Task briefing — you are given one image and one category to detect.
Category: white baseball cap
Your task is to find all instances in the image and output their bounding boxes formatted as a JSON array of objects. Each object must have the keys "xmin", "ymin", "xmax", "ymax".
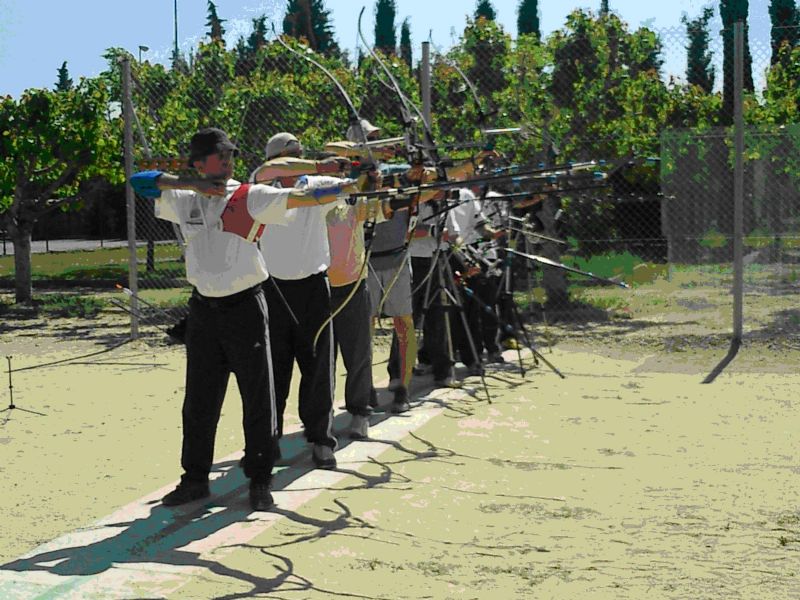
[
  {"xmin": 265, "ymin": 132, "xmax": 302, "ymax": 160},
  {"xmin": 346, "ymin": 119, "xmax": 380, "ymax": 143}
]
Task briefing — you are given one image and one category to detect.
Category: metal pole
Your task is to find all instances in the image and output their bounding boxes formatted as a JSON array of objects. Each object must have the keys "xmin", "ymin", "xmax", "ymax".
[
  {"xmin": 732, "ymin": 20, "xmax": 744, "ymax": 342},
  {"xmin": 121, "ymin": 57, "xmax": 139, "ymax": 338},
  {"xmin": 420, "ymin": 42, "xmax": 431, "ymax": 129},
  {"xmin": 173, "ymin": 0, "xmax": 179, "ymax": 62}
]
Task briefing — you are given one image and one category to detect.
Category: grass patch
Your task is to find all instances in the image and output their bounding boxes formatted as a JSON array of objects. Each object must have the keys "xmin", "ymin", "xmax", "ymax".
[
  {"xmin": 35, "ymin": 293, "xmax": 107, "ymax": 318},
  {"xmin": 571, "ymin": 292, "xmax": 630, "ymax": 313},
  {"xmin": 0, "ymin": 244, "xmax": 184, "ymax": 281},
  {"xmin": 563, "ymin": 251, "xmax": 645, "ymax": 281}
]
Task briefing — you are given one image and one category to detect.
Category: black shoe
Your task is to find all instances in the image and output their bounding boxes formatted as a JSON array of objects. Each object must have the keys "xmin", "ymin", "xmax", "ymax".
[
  {"xmin": 249, "ymin": 480, "xmax": 274, "ymax": 511},
  {"xmin": 312, "ymin": 444, "xmax": 337, "ymax": 469},
  {"xmin": 390, "ymin": 387, "xmax": 410, "ymax": 414},
  {"xmin": 162, "ymin": 479, "xmax": 209, "ymax": 506}
]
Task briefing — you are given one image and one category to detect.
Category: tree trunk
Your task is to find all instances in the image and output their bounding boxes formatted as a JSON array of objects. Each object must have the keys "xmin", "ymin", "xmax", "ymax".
[
  {"xmin": 8, "ymin": 221, "xmax": 34, "ymax": 304},
  {"xmin": 539, "ymin": 195, "xmax": 569, "ymax": 308}
]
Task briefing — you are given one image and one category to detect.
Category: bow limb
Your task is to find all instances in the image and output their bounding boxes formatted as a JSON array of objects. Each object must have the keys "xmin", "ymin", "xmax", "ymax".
[
  {"xmin": 358, "ymin": 8, "xmax": 451, "ymax": 319},
  {"xmin": 273, "ymin": 26, "xmax": 380, "ymax": 348}
]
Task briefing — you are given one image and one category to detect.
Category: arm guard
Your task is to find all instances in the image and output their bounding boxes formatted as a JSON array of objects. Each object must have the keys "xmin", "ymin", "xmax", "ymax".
[{"xmin": 130, "ymin": 170, "xmax": 163, "ymax": 198}]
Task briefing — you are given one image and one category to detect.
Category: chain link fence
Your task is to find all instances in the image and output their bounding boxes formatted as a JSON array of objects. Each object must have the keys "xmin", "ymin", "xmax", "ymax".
[{"xmin": 122, "ymin": 15, "xmax": 800, "ymax": 353}]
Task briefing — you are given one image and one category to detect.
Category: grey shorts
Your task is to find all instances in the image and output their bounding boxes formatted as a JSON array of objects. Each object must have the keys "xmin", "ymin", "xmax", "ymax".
[{"xmin": 368, "ymin": 258, "xmax": 413, "ymax": 317}]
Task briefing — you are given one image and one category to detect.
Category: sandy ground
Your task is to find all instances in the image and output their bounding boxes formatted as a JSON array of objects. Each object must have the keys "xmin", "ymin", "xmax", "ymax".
[{"xmin": 0, "ymin": 311, "xmax": 798, "ymax": 599}]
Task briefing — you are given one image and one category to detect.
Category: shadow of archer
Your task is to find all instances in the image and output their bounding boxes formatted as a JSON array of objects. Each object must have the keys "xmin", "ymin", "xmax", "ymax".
[{"xmin": 0, "ymin": 406, "xmax": 435, "ymax": 593}]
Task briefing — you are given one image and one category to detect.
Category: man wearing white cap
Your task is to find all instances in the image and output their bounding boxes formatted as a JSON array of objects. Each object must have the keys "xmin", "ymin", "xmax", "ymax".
[{"xmin": 251, "ymin": 132, "xmax": 356, "ymax": 470}]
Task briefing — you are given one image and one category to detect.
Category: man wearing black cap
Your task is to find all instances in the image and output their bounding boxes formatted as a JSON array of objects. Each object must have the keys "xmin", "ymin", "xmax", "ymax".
[{"xmin": 130, "ymin": 127, "xmax": 358, "ymax": 510}]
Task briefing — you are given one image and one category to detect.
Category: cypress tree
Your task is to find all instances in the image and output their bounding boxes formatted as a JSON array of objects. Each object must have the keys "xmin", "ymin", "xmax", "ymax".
[
  {"xmin": 55, "ymin": 61, "xmax": 73, "ymax": 91},
  {"xmin": 720, "ymin": 0, "xmax": 754, "ymax": 125},
  {"xmin": 600, "ymin": 0, "xmax": 610, "ymax": 15},
  {"xmin": 769, "ymin": 0, "xmax": 799, "ymax": 64},
  {"xmin": 475, "ymin": 0, "xmax": 497, "ymax": 21},
  {"xmin": 234, "ymin": 37, "xmax": 252, "ymax": 77},
  {"xmin": 248, "ymin": 15, "xmax": 268, "ymax": 54},
  {"xmin": 374, "ymin": 0, "xmax": 397, "ymax": 54},
  {"xmin": 283, "ymin": 0, "xmax": 340, "ymax": 56},
  {"xmin": 517, "ymin": 0, "xmax": 540, "ymax": 38},
  {"xmin": 399, "ymin": 18, "xmax": 412, "ymax": 67},
  {"xmin": 206, "ymin": 0, "xmax": 226, "ymax": 43},
  {"xmin": 682, "ymin": 7, "xmax": 716, "ymax": 93}
]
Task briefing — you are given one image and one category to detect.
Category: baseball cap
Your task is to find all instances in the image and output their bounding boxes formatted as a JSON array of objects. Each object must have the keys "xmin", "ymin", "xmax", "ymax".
[
  {"xmin": 265, "ymin": 132, "xmax": 302, "ymax": 160},
  {"xmin": 188, "ymin": 127, "xmax": 238, "ymax": 166},
  {"xmin": 346, "ymin": 119, "xmax": 380, "ymax": 143}
]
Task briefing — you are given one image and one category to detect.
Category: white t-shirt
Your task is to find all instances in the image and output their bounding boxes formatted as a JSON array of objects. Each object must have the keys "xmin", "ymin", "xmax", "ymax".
[
  {"xmin": 481, "ymin": 190, "xmax": 508, "ymax": 229},
  {"xmin": 409, "ymin": 201, "xmax": 461, "ymax": 258},
  {"xmin": 259, "ymin": 175, "xmax": 344, "ymax": 280},
  {"xmin": 155, "ymin": 179, "xmax": 289, "ymax": 297},
  {"xmin": 448, "ymin": 188, "xmax": 487, "ymax": 246}
]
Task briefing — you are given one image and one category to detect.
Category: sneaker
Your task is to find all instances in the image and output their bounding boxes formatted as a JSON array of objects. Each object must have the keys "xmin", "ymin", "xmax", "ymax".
[
  {"xmin": 348, "ymin": 414, "xmax": 369, "ymax": 440},
  {"xmin": 502, "ymin": 337, "xmax": 520, "ymax": 350},
  {"xmin": 249, "ymin": 480, "xmax": 274, "ymax": 511},
  {"xmin": 467, "ymin": 363, "xmax": 484, "ymax": 376},
  {"xmin": 390, "ymin": 387, "xmax": 410, "ymax": 414},
  {"xmin": 413, "ymin": 363, "xmax": 433, "ymax": 376},
  {"xmin": 487, "ymin": 351, "xmax": 506, "ymax": 364},
  {"xmin": 387, "ymin": 378, "xmax": 402, "ymax": 391},
  {"xmin": 312, "ymin": 444, "xmax": 337, "ymax": 469},
  {"xmin": 161, "ymin": 479, "xmax": 210, "ymax": 506}
]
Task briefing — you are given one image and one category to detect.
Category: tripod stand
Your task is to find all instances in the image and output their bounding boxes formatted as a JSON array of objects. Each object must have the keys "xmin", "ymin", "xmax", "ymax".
[
  {"xmin": 1, "ymin": 356, "xmax": 46, "ymax": 422},
  {"xmin": 417, "ymin": 202, "xmax": 492, "ymax": 403},
  {"xmin": 490, "ymin": 245, "xmax": 539, "ymax": 375},
  {"xmin": 456, "ymin": 270, "xmax": 565, "ymax": 379}
]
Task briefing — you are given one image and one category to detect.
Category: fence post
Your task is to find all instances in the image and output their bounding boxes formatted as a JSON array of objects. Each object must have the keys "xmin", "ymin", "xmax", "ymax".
[
  {"xmin": 121, "ymin": 57, "xmax": 139, "ymax": 338},
  {"xmin": 732, "ymin": 20, "xmax": 744, "ymax": 343},
  {"xmin": 420, "ymin": 42, "xmax": 431, "ymax": 129}
]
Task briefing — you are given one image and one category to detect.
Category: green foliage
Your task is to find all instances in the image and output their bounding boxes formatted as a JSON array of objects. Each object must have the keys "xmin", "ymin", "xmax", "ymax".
[
  {"xmin": 682, "ymin": 8, "xmax": 716, "ymax": 93},
  {"xmin": 463, "ymin": 16, "xmax": 510, "ymax": 100},
  {"xmin": 474, "ymin": 0, "xmax": 497, "ymax": 21},
  {"xmin": 744, "ymin": 227, "xmax": 773, "ymax": 248},
  {"xmin": 546, "ymin": 10, "xmax": 667, "ymax": 159},
  {"xmin": 34, "ymin": 293, "xmax": 106, "ymax": 318},
  {"xmin": 133, "ymin": 36, "xmax": 355, "ymax": 177},
  {"xmin": 374, "ymin": 0, "xmax": 397, "ymax": 55},
  {"xmin": 699, "ymin": 227, "xmax": 729, "ymax": 248},
  {"xmin": 517, "ymin": 0, "xmax": 540, "ymax": 38},
  {"xmin": 567, "ymin": 250, "xmax": 646, "ymax": 279},
  {"xmin": 0, "ymin": 79, "xmax": 122, "ymax": 219},
  {"xmin": 55, "ymin": 61, "xmax": 73, "ymax": 91},
  {"xmin": 206, "ymin": 0, "xmax": 226, "ymax": 43},
  {"xmin": 283, "ymin": 0, "xmax": 340, "ymax": 57},
  {"xmin": 357, "ymin": 50, "xmax": 422, "ymax": 141},
  {"xmin": 399, "ymin": 18, "xmax": 413, "ymax": 68}
]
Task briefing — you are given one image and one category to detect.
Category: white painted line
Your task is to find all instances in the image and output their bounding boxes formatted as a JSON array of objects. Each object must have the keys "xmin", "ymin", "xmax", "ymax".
[{"xmin": 0, "ymin": 383, "xmax": 474, "ymax": 599}]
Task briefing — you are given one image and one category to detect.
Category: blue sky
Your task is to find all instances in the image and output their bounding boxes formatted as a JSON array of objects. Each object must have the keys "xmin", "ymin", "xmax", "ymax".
[{"xmin": 0, "ymin": 0, "xmax": 776, "ymax": 98}]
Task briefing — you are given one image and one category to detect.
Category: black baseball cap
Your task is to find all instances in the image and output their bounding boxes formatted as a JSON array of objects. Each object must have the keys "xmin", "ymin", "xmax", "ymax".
[{"xmin": 188, "ymin": 127, "xmax": 238, "ymax": 166}]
